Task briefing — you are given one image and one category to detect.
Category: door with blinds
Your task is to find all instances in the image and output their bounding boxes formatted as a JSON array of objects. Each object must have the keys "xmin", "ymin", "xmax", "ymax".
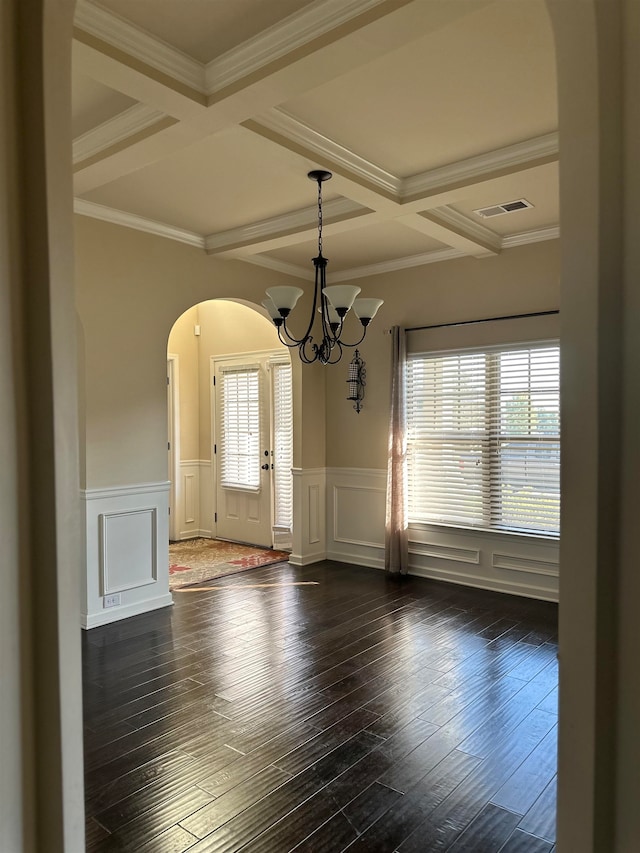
[{"xmin": 213, "ymin": 353, "xmax": 293, "ymax": 548}]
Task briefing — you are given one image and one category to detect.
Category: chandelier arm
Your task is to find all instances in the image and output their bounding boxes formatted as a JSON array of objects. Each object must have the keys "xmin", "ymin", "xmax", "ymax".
[
  {"xmin": 333, "ymin": 324, "xmax": 368, "ymax": 348},
  {"xmin": 325, "ymin": 340, "xmax": 344, "ymax": 364},
  {"xmin": 299, "ymin": 336, "xmax": 320, "ymax": 364},
  {"xmin": 276, "ymin": 324, "xmax": 305, "ymax": 348}
]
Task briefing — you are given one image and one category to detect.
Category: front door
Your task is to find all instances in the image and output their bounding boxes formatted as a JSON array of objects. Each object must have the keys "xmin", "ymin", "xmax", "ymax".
[{"xmin": 213, "ymin": 356, "xmax": 272, "ymax": 547}]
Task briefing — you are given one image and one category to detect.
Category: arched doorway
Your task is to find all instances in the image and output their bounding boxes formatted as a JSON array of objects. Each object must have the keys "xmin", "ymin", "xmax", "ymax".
[{"xmin": 167, "ymin": 299, "xmax": 293, "ymax": 549}]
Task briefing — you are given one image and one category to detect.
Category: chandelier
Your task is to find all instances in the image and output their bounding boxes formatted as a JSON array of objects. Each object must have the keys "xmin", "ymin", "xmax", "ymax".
[{"xmin": 262, "ymin": 170, "xmax": 383, "ymax": 364}]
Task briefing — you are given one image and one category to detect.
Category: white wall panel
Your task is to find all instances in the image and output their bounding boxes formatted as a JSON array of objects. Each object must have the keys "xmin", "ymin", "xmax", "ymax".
[
  {"xmin": 100, "ymin": 507, "xmax": 157, "ymax": 593},
  {"xmin": 326, "ymin": 467, "xmax": 559, "ymax": 600},
  {"xmin": 82, "ymin": 481, "xmax": 172, "ymax": 628}
]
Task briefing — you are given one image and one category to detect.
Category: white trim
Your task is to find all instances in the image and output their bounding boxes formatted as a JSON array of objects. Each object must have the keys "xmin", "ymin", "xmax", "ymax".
[
  {"xmin": 204, "ymin": 0, "xmax": 400, "ymax": 95},
  {"xmin": 492, "ymin": 552, "xmax": 560, "ymax": 577},
  {"xmin": 503, "ymin": 225, "xmax": 560, "ymax": 248},
  {"xmin": 204, "ymin": 197, "xmax": 364, "ymax": 253},
  {"xmin": 73, "ymin": 199, "xmax": 205, "ymax": 249},
  {"xmin": 245, "ymin": 223, "xmax": 561, "ymax": 284},
  {"xmin": 74, "ymin": 0, "xmax": 205, "ymax": 91},
  {"xmin": 81, "ymin": 480, "xmax": 170, "ymax": 500},
  {"xmin": 325, "ymin": 467, "xmax": 558, "ymax": 600},
  {"xmin": 73, "ymin": 103, "xmax": 167, "ymax": 164},
  {"xmin": 99, "ymin": 507, "xmax": 158, "ymax": 594},
  {"xmin": 410, "ymin": 542, "xmax": 481, "ymax": 565},
  {"xmin": 330, "ymin": 248, "xmax": 466, "ymax": 281},
  {"xmin": 238, "ymin": 254, "xmax": 310, "ymax": 280},
  {"xmin": 407, "ymin": 563, "xmax": 558, "ymax": 602},
  {"xmin": 82, "ymin": 594, "xmax": 173, "ymax": 630},
  {"xmin": 422, "ymin": 205, "xmax": 502, "ymax": 252},
  {"xmin": 401, "ymin": 132, "xmax": 559, "ymax": 198},
  {"xmin": 249, "ymin": 108, "xmax": 399, "ymax": 196},
  {"xmin": 167, "ymin": 354, "xmax": 180, "ymax": 541}
]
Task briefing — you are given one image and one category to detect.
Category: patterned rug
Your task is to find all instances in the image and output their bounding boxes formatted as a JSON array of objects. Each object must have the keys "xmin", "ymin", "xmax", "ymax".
[{"xmin": 169, "ymin": 538, "xmax": 290, "ymax": 589}]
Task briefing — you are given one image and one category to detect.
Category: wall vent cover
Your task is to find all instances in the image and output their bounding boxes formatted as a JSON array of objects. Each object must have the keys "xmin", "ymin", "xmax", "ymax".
[{"xmin": 474, "ymin": 198, "xmax": 534, "ymax": 218}]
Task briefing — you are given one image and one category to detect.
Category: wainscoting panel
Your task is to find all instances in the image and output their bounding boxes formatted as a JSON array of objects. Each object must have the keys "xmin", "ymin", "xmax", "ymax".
[
  {"xmin": 290, "ymin": 468, "xmax": 326, "ymax": 566},
  {"xmin": 326, "ymin": 468, "xmax": 386, "ymax": 570},
  {"xmin": 174, "ymin": 460, "xmax": 212, "ymax": 539},
  {"xmin": 82, "ymin": 481, "xmax": 172, "ymax": 628},
  {"xmin": 100, "ymin": 507, "xmax": 157, "ymax": 594},
  {"xmin": 326, "ymin": 467, "xmax": 559, "ymax": 601}
]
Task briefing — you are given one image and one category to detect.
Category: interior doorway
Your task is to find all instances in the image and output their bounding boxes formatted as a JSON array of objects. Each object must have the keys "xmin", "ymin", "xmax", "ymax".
[
  {"xmin": 167, "ymin": 299, "xmax": 292, "ymax": 550},
  {"xmin": 212, "ymin": 351, "xmax": 293, "ymax": 549}
]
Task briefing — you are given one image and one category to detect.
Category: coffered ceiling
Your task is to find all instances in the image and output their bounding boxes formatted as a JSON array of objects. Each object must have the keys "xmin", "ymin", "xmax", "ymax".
[{"xmin": 72, "ymin": 0, "xmax": 559, "ymax": 281}]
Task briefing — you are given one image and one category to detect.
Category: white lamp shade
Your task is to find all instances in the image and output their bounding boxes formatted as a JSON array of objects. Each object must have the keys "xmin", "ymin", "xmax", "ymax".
[
  {"xmin": 261, "ymin": 298, "xmax": 281, "ymax": 321},
  {"xmin": 353, "ymin": 298, "xmax": 384, "ymax": 321},
  {"xmin": 322, "ymin": 285, "xmax": 361, "ymax": 312},
  {"xmin": 319, "ymin": 304, "xmax": 341, "ymax": 324},
  {"xmin": 266, "ymin": 286, "xmax": 304, "ymax": 312}
]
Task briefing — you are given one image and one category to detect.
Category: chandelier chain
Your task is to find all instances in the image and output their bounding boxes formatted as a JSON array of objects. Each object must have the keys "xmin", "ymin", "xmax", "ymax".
[{"xmin": 317, "ymin": 176, "xmax": 323, "ymax": 255}]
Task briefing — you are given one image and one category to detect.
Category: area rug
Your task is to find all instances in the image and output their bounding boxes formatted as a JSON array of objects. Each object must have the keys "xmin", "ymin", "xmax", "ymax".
[{"xmin": 169, "ymin": 538, "xmax": 290, "ymax": 589}]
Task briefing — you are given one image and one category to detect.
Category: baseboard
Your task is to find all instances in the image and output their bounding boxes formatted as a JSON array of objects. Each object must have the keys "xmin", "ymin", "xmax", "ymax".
[
  {"xmin": 289, "ymin": 550, "xmax": 327, "ymax": 567},
  {"xmin": 82, "ymin": 593, "xmax": 174, "ymax": 629},
  {"xmin": 326, "ymin": 548, "xmax": 385, "ymax": 570},
  {"xmin": 407, "ymin": 564, "xmax": 558, "ymax": 602},
  {"xmin": 177, "ymin": 529, "xmax": 211, "ymax": 540}
]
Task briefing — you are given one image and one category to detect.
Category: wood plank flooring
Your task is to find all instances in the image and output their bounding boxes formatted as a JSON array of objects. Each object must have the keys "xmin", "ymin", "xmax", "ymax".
[{"xmin": 83, "ymin": 561, "xmax": 558, "ymax": 852}]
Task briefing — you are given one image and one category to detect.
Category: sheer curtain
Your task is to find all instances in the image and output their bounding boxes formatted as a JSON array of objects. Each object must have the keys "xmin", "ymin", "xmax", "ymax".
[{"xmin": 385, "ymin": 326, "xmax": 409, "ymax": 575}]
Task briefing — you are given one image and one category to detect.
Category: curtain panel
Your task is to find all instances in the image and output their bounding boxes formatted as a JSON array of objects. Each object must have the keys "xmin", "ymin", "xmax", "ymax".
[{"xmin": 385, "ymin": 326, "xmax": 409, "ymax": 574}]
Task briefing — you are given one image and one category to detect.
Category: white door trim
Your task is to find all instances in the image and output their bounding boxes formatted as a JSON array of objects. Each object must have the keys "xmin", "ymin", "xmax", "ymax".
[{"xmin": 167, "ymin": 353, "xmax": 180, "ymax": 541}]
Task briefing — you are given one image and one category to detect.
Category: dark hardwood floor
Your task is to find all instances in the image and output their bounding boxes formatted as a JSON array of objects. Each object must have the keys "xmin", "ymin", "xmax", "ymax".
[{"xmin": 83, "ymin": 561, "xmax": 558, "ymax": 852}]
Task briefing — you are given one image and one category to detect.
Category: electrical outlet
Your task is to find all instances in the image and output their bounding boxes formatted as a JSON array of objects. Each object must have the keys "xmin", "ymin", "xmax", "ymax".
[{"xmin": 103, "ymin": 593, "xmax": 121, "ymax": 608}]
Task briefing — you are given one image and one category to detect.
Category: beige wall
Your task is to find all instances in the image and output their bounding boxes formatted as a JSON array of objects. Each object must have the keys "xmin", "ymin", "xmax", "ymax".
[
  {"xmin": 168, "ymin": 305, "xmax": 199, "ymax": 461},
  {"xmin": 75, "ymin": 215, "xmax": 325, "ymax": 486},
  {"xmin": 325, "ymin": 239, "xmax": 561, "ymax": 469}
]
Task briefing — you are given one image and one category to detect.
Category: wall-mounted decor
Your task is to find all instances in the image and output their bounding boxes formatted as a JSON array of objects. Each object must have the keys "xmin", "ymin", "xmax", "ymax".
[{"xmin": 347, "ymin": 349, "xmax": 366, "ymax": 413}]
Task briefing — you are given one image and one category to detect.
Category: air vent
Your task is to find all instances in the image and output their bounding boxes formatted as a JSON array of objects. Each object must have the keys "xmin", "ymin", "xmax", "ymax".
[{"xmin": 474, "ymin": 198, "xmax": 534, "ymax": 218}]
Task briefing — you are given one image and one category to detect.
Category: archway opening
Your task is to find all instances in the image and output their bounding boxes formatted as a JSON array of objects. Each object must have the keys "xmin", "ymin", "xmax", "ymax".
[{"xmin": 166, "ymin": 298, "xmax": 293, "ymax": 555}]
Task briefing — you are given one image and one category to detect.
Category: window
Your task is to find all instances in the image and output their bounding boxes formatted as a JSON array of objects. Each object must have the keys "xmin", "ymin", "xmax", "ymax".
[
  {"xmin": 219, "ymin": 367, "xmax": 260, "ymax": 490},
  {"xmin": 271, "ymin": 360, "xmax": 293, "ymax": 529},
  {"xmin": 406, "ymin": 343, "xmax": 560, "ymax": 536}
]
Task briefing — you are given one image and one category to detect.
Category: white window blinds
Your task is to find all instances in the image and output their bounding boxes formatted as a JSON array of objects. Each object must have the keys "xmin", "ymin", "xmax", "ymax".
[
  {"xmin": 272, "ymin": 361, "xmax": 293, "ymax": 529},
  {"xmin": 406, "ymin": 343, "xmax": 560, "ymax": 536},
  {"xmin": 219, "ymin": 367, "xmax": 260, "ymax": 490}
]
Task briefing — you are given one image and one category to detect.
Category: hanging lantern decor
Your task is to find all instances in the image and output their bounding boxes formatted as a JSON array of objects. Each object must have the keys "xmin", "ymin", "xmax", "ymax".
[{"xmin": 347, "ymin": 349, "xmax": 366, "ymax": 413}]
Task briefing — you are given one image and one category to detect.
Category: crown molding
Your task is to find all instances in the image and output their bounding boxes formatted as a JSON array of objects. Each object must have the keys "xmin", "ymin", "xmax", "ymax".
[
  {"xmin": 330, "ymin": 247, "xmax": 465, "ymax": 281},
  {"xmin": 74, "ymin": 0, "xmax": 205, "ymax": 91},
  {"xmin": 73, "ymin": 199, "xmax": 205, "ymax": 248},
  {"xmin": 422, "ymin": 205, "xmax": 503, "ymax": 253},
  {"xmin": 204, "ymin": 0, "xmax": 407, "ymax": 96},
  {"xmin": 204, "ymin": 197, "xmax": 368, "ymax": 254},
  {"xmin": 503, "ymin": 225, "xmax": 560, "ymax": 247},
  {"xmin": 75, "ymin": 0, "xmax": 409, "ymax": 101},
  {"xmin": 73, "ymin": 104, "xmax": 168, "ymax": 164},
  {"xmin": 247, "ymin": 109, "xmax": 400, "ymax": 198},
  {"xmin": 401, "ymin": 132, "xmax": 559, "ymax": 199},
  {"xmin": 237, "ymin": 254, "xmax": 310, "ymax": 280}
]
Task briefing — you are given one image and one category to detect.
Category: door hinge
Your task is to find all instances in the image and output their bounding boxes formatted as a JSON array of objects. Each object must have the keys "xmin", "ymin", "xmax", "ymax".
[
  {"xmin": 167, "ymin": 375, "xmax": 170, "ymax": 385},
  {"xmin": 168, "ymin": 506, "xmax": 171, "ymax": 515},
  {"xmin": 214, "ymin": 512, "xmax": 217, "ymax": 523},
  {"xmin": 168, "ymin": 441, "xmax": 171, "ymax": 450},
  {"xmin": 213, "ymin": 376, "xmax": 216, "ymax": 386},
  {"xmin": 214, "ymin": 444, "xmax": 217, "ymax": 454}
]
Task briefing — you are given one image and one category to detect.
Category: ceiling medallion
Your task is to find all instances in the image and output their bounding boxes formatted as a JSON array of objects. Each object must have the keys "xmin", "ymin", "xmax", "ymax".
[{"xmin": 262, "ymin": 170, "xmax": 383, "ymax": 364}]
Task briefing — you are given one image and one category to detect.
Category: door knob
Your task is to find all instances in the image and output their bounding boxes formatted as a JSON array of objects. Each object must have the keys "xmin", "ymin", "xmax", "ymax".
[{"xmin": 261, "ymin": 463, "xmax": 270, "ymax": 470}]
